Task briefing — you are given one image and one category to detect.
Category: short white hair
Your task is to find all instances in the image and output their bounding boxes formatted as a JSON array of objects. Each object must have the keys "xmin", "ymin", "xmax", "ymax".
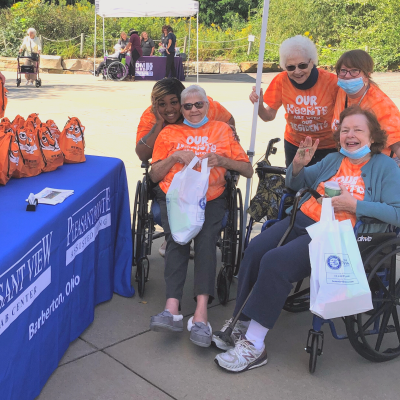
[
  {"xmin": 27, "ymin": 28, "xmax": 36, "ymax": 35},
  {"xmin": 180, "ymin": 85, "xmax": 208, "ymax": 104},
  {"xmin": 279, "ymin": 35, "xmax": 318, "ymax": 70}
]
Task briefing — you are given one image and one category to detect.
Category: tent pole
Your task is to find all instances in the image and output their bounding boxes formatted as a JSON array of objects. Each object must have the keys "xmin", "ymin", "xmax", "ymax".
[
  {"xmin": 94, "ymin": 11, "xmax": 96, "ymax": 74},
  {"xmin": 242, "ymin": 0, "xmax": 270, "ymax": 244},
  {"xmin": 186, "ymin": 17, "xmax": 192, "ymax": 77},
  {"xmin": 102, "ymin": 17, "xmax": 105, "ymax": 56},
  {"xmin": 196, "ymin": 12, "xmax": 199, "ymax": 83}
]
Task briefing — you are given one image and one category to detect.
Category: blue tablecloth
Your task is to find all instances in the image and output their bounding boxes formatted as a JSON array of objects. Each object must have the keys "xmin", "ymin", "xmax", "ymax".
[
  {"xmin": 0, "ymin": 156, "xmax": 134, "ymax": 400},
  {"xmin": 126, "ymin": 55, "xmax": 185, "ymax": 81}
]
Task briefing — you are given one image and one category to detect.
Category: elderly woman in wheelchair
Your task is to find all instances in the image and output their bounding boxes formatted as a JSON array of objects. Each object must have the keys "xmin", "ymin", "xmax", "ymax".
[
  {"xmin": 213, "ymin": 105, "xmax": 400, "ymax": 373},
  {"xmin": 148, "ymin": 85, "xmax": 253, "ymax": 347}
]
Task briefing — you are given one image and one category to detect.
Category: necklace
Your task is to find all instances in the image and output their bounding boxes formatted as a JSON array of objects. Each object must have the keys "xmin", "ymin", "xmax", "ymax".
[{"xmin": 345, "ymin": 85, "xmax": 370, "ymax": 108}]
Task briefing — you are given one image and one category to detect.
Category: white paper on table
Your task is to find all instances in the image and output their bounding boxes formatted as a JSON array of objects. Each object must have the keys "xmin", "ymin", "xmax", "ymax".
[{"xmin": 26, "ymin": 188, "xmax": 74, "ymax": 205}]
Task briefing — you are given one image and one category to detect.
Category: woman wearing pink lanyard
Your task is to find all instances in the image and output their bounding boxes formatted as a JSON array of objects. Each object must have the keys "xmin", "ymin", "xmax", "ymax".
[{"xmin": 332, "ymin": 50, "xmax": 400, "ymax": 164}]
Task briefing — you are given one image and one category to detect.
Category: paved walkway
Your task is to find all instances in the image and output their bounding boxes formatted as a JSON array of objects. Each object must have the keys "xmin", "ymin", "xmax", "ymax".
[{"xmin": 2, "ymin": 71, "xmax": 400, "ymax": 400}]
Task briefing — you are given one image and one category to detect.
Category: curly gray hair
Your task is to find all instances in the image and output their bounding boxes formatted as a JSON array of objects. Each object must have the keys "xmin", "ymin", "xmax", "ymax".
[
  {"xmin": 279, "ymin": 35, "xmax": 318, "ymax": 70},
  {"xmin": 180, "ymin": 85, "xmax": 209, "ymax": 104}
]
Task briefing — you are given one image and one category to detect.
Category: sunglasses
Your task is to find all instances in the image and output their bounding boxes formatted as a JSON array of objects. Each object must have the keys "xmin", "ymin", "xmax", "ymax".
[
  {"xmin": 286, "ymin": 60, "xmax": 311, "ymax": 71},
  {"xmin": 182, "ymin": 101, "xmax": 205, "ymax": 110}
]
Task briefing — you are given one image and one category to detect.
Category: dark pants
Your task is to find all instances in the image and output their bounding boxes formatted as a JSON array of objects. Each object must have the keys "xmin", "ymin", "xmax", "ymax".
[
  {"xmin": 284, "ymin": 139, "xmax": 337, "ymax": 168},
  {"xmin": 233, "ymin": 211, "xmax": 314, "ymax": 329},
  {"xmin": 155, "ymin": 186, "xmax": 226, "ymax": 303},
  {"xmin": 129, "ymin": 49, "xmax": 141, "ymax": 77},
  {"xmin": 165, "ymin": 51, "xmax": 176, "ymax": 78}
]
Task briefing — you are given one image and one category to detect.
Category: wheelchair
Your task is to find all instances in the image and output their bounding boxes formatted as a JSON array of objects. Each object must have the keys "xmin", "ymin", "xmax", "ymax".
[
  {"xmin": 273, "ymin": 187, "xmax": 400, "ymax": 373},
  {"xmin": 132, "ymin": 162, "xmax": 243, "ymax": 302},
  {"xmin": 101, "ymin": 57, "xmax": 128, "ymax": 81}
]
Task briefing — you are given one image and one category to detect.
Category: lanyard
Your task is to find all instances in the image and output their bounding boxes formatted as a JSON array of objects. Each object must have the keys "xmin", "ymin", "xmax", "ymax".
[{"xmin": 344, "ymin": 85, "xmax": 370, "ymax": 108}]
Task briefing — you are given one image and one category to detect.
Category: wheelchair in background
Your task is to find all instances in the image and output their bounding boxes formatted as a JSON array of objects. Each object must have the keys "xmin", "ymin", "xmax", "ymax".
[
  {"xmin": 100, "ymin": 57, "xmax": 128, "ymax": 81},
  {"xmin": 132, "ymin": 162, "xmax": 243, "ymax": 301}
]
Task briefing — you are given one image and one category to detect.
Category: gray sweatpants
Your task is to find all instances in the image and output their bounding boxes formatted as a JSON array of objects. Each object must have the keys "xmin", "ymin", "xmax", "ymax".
[{"xmin": 155, "ymin": 186, "xmax": 227, "ymax": 303}]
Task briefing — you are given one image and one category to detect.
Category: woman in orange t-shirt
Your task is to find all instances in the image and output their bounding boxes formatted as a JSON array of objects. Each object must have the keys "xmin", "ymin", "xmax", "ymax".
[
  {"xmin": 149, "ymin": 85, "xmax": 252, "ymax": 348},
  {"xmin": 249, "ymin": 35, "xmax": 338, "ymax": 167},
  {"xmin": 332, "ymin": 50, "xmax": 400, "ymax": 164},
  {"xmin": 136, "ymin": 78, "xmax": 235, "ymax": 162},
  {"xmin": 214, "ymin": 106, "xmax": 400, "ymax": 373}
]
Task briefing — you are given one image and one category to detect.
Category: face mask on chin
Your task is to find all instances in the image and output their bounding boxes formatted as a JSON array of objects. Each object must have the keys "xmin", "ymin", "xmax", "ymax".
[
  {"xmin": 340, "ymin": 144, "xmax": 371, "ymax": 159},
  {"xmin": 183, "ymin": 115, "xmax": 209, "ymax": 128},
  {"xmin": 337, "ymin": 77, "xmax": 365, "ymax": 95}
]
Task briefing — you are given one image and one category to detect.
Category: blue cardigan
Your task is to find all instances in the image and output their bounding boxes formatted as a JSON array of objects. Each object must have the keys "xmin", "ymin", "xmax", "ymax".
[{"xmin": 286, "ymin": 153, "xmax": 400, "ymax": 227}]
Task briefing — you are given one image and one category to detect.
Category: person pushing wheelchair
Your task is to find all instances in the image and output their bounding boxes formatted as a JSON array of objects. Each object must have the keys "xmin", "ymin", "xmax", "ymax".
[
  {"xmin": 213, "ymin": 105, "xmax": 400, "ymax": 373},
  {"xmin": 149, "ymin": 85, "xmax": 253, "ymax": 347}
]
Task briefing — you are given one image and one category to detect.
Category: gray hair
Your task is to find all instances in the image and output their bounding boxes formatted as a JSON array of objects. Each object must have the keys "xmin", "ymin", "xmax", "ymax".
[
  {"xmin": 27, "ymin": 27, "xmax": 36, "ymax": 36},
  {"xmin": 279, "ymin": 35, "xmax": 318, "ymax": 70},
  {"xmin": 180, "ymin": 85, "xmax": 208, "ymax": 104}
]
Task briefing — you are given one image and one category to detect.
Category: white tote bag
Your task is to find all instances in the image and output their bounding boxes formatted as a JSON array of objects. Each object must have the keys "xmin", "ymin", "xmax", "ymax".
[
  {"xmin": 166, "ymin": 156, "xmax": 210, "ymax": 245},
  {"xmin": 306, "ymin": 198, "xmax": 373, "ymax": 319}
]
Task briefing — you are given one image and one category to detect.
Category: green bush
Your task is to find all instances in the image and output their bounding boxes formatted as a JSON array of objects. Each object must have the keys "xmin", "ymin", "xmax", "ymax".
[{"xmin": 1, "ymin": 0, "xmax": 400, "ymax": 70}]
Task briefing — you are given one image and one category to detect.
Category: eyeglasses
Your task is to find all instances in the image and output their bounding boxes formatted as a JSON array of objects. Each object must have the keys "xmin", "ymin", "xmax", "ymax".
[
  {"xmin": 338, "ymin": 68, "xmax": 361, "ymax": 78},
  {"xmin": 182, "ymin": 102, "xmax": 205, "ymax": 110},
  {"xmin": 285, "ymin": 60, "xmax": 311, "ymax": 71}
]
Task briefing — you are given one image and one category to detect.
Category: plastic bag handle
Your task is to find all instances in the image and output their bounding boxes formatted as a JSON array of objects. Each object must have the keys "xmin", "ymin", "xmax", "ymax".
[
  {"xmin": 201, "ymin": 157, "xmax": 208, "ymax": 174},
  {"xmin": 320, "ymin": 197, "xmax": 335, "ymax": 222},
  {"xmin": 187, "ymin": 156, "xmax": 199, "ymax": 170}
]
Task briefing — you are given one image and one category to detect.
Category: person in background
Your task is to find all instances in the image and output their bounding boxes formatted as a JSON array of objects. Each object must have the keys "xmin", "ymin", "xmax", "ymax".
[
  {"xmin": 18, "ymin": 27, "xmax": 42, "ymax": 86},
  {"xmin": 165, "ymin": 26, "xmax": 177, "ymax": 79},
  {"xmin": 141, "ymin": 32, "xmax": 155, "ymax": 57},
  {"xmin": 93, "ymin": 44, "xmax": 121, "ymax": 76},
  {"xmin": 249, "ymin": 35, "xmax": 338, "ymax": 167},
  {"xmin": 159, "ymin": 25, "xmax": 169, "ymax": 56},
  {"xmin": 124, "ymin": 29, "xmax": 143, "ymax": 82},
  {"xmin": 118, "ymin": 32, "xmax": 130, "ymax": 52},
  {"xmin": 332, "ymin": 50, "xmax": 400, "ymax": 163}
]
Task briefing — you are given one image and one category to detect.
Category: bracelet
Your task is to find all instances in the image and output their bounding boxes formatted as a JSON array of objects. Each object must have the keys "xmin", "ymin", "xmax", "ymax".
[{"xmin": 140, "ymin": 138, "xmax": 153, "ymax": 149}]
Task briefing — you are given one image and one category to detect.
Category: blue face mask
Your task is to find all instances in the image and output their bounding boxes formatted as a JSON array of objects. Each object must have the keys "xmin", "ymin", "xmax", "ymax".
[
  {"xmin": 340, "ymin": 144, "xmax": 371, "ymax": 159},
  {"xmin": 183, "ymin": 115, "xmax": 209, "ymax": 128},
  {"xmin": 337, "ymin": 77, "xmax": 365, "ymax": 95}
]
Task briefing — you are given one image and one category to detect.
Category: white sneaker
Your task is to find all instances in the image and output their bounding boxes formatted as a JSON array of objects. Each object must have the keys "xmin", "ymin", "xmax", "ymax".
[
  {"xmin": 214, "ymin": 336, "xmax": 268, "ymax": 373},
  {"xmin": 28, "ymin": 81, "xmax": 33, "ymax": 85},
  {"xmin": 212, "ymin": 318, "xmax": 249, "ymax": 350},
  {"xmin": 25, "ymin": 80, "xmax": 30, "ymax": 85}
]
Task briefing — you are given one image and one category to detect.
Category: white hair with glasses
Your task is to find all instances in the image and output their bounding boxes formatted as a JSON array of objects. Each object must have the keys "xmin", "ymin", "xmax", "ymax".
[
  {"xmin": 27, "ymin": 28, "xmax": 36, "ymax": 36},
  {"xmin": 279, "ymin": 35, "xmax": 318, "ymax": 70},
  {"xmin": 180, "ymin": 85, "xmax": 209, "ymax": 104}
]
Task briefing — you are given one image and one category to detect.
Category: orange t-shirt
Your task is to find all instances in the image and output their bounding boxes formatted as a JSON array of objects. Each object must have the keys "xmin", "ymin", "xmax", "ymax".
[
  {"xmin": 332, "ymin": 85, "xmax": 400, "ymax": 156},
  {"xmin": 152, "ymin": 121, "xmax": 249, "ymax": 201},
  {"xmin": 263, "ymin": 69, "xmax": 338, "ymax": 149},
  {"xmin": 136, "ymin": 96, "xmax": 232, "ymax": 145},
  {"xmin": 301, "ymin": 158, "xmax": 368, "ymax": 227}
]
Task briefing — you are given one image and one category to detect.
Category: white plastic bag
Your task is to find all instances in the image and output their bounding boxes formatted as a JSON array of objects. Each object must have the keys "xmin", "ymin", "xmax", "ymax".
[
  {"xmin": 306, "ymin": 198, "xmax": 373, "ymax": 319},
  {"xmin": 166, "ymin": 156, "xmax": 210, "ymax": 245}
]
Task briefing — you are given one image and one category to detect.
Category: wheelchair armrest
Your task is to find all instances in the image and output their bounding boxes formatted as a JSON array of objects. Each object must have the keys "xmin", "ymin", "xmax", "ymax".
[{"xmin": 358, "ymin": 217, "xmax": 385, "ymax": 225}]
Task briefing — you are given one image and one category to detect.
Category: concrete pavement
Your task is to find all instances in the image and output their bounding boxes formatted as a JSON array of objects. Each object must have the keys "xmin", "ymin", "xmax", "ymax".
[{"xmin": 2, "ymin": 70, "xmax": 400, "ymax": 400}]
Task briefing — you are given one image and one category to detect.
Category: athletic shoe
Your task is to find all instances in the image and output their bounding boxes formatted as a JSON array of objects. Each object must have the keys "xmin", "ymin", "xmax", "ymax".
[
  {"xmin": 212, "ymin": 318, "xmax": 249, "ymax": 350},
  {"xmin": 150, "ymin": 310, "xmax": 183, "ymax": 332},
  {"xmin": 28, "ymin": 81, "xmax": 33, "ymax": 86},
  {"xmin": 187, "ymin": 316, "xmax": 212, "ymax": 347},
  {"xmin": 25, "ymin": 80, "xmax": 30, "ymax": 85},
  {"xmin": 158, "ymin": 240, "xmax": 167, "ymax": 257},
  {"xmin": 214, "ymin": 336, "xmax": 268, "ymax": 373}
]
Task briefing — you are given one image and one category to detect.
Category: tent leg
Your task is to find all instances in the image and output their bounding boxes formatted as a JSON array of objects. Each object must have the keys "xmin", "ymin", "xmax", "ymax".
[
  {"xmin": 186, "ymin": 18, "xmax": 192, "ymax": 77},
  {"xmin": 196, "ymin": 12, "xmax": 199, "ymax": 83},
  {"xmin": 102, "ymin": 17, "xmax": 105, "ymax": 56},
  {"xmin": 94, "ymin": 12, "xmax": 96, "ymax": 74},
  {"xmin": 242, "ymin": 0, "xmax": 271, "ymax": 243}
]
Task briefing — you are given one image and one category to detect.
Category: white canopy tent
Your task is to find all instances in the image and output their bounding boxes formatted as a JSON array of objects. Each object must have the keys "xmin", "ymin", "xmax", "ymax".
[{"xmin": 94, "ymin": 0, "xmax": 200, "ymax": 81}]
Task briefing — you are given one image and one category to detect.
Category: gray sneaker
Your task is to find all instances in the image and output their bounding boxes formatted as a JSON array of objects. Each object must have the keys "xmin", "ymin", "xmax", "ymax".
[
  {"xmin": 150, "ymin": 310, "xmax": 183, "ymax": 332},
  {"xmin": 187, "ymin": 316, "xmax": 212, "ymax": 347}
]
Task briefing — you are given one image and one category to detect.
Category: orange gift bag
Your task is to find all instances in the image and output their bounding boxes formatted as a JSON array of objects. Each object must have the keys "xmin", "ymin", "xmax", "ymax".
[
  {"xmin": 0, "ymin": 124, "xmax": 21, "ymax": 185},
  {"xmin": 37, "ymin": 123, "xmax": 64, "ymax": 172},
  {"xmin": 59, "ymin": 117, "xmax": 86, "ymax": 163},
  {"xmin": 13, "ymin": 126, "xmax": 45, "ymax": 178},
  {"xmin": 46, "ymin": 119, "xmax": 61, "ymax": 141}
]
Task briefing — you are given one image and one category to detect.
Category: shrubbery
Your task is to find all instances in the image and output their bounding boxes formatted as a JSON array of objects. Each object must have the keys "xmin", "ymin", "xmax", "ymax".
[{"xmin": 0, "ymin": 0, "xmax": 399, "ymax": 70}]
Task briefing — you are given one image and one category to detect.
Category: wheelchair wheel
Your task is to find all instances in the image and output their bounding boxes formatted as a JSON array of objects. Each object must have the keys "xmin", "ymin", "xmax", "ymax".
[
  {"xmin": 217, "ymin": 266, "xmax": 233, "ymax": 305},
  {"xmin": 132, "ymin": 181, "xmax": 142, "ymax": 266},
  {"xmin": 306, "ymin": 330, "xmax": 324, "ymax": 374},
  {"xmin": 16, "ymin": 78, "xmax": 21, "ymax": 87},
  {"xmin": 107, "ymin": 61, "xmax": 128, "ymax": 81},
  {"xmin": 136, "ymin": 257, "xmax": 149, "ymax": 298},
  {"xmin": 283, "ymin": 279, "xmax": 310, "ymax": 313},
  {"xmin": 345, "ymin": 238, "xmax": 400, "ymax": 362}
]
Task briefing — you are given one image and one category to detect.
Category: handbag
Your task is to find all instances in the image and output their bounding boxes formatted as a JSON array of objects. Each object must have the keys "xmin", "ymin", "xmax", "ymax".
[
  {"xmin": 166, "ymin": 156, "xmax": 210, "ymax": 245},
  {"xmin": 306, "ymin": 198, "xmax": 373, "ymax": 319}
]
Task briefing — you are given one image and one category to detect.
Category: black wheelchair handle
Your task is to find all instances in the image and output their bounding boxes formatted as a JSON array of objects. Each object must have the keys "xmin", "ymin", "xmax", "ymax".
[
  {"xmin": 265, "ymin": 137, "xmax": 281, "ymax": 162},
  {"xmin": 256, "ymin": 165, "xmax": 287, "ymax": 175},
  {"xmin": 141, "ymin": 161, "xmax": 150, "ymax": 169}
]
